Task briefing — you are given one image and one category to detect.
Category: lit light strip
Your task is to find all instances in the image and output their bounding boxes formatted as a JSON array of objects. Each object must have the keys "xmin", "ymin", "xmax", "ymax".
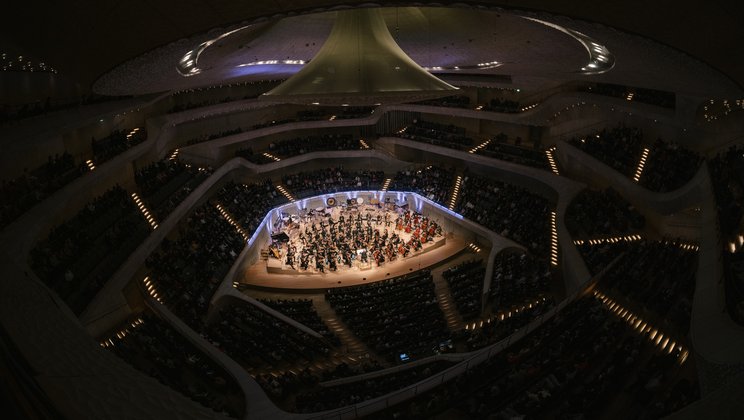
[
  {"xmin": 626, "ymin": 92, "xmax": 635, "ymax": 101},
  {"xmin": 467, "ymin": 243, "xmax": 482, "ymax": 253},
  {"xmin": 131, "ymin": 192, "xmax": 158, "ymax": 230},
  {"xmin": 168, "ymin": 148, "xmax": 180, "ymax": 161},
  {"xmin": 177, "ymin": 25, "xmax": 253, "ymax": 77},
  {"xmin": 381, "ymin": 178, "xmax": 392, "ymax": 192},
  {"xmin": 464, "ymin": 296, "xmax": 549, "ymax": 330},
  {"xmin": 100, "ymin": 317, "xmax": 144, "ymax": 348},
  {"xmin": 125, "ymin": 127, "xmax": 141, "ymax": 140},
  {"xmin": 663, "ymin": 239, "xmax": 700, "ymax": 252},
  {"xmin": 276, "ymin": 185, "xmax": 296, "ymax": 202},
  {"xmin": 262, "ymin": 152, "xmax": 281, "ymax": 162},
  {"xmin": 520, "ymin": 103, "xmax": 539, "ymax": 112},
  {"xmin": 545, "ymin": 146, "xmax": 560, "ymax": 175},
  {"xmin": 236, "ymin": 59, "xmax": 306, "ymax": 67},
  {"xmin": 469, "ymin": 139, "xmax": 491, "ymax": 154},
  {"xmin": 573, "ymin": 234, "xmax": 642, "ymax": 246},
  {"xmin": 633, "ymin": 147, "xmax": 650, "ymax": 182},
  {"xmin": 448, "ymin": 176, "xmax": 463, "ymax": 210},
  {"xmin": 523, "ymin": 17, "xmax": 615, "ymax": 74},
  {"xmin": 142, "ymin": 276, "xmax": 163, "ymax": 303},
  {"xmin": 85, "ymin": 159, "xmax": 96, "ymax": 171},
  {"xmin": 550, "ymin": 211, "xmax": 559, "ymax": 266},
  {"xmin": 215, "ymin": 203, "xmax": 249, "ymax": 240},
  {"xmin": 359, "ymin": 139, "xmax": 370, "ymax": 149},
  {"xmin": 594, "ymin": 290, "xmax": 688, "ymax": 364}
]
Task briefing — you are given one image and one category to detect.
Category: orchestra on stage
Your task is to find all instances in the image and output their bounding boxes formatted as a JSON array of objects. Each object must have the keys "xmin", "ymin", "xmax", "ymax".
[{"xmin": 268, "ymin": 199, "xmax": 443, "ymax": 273}]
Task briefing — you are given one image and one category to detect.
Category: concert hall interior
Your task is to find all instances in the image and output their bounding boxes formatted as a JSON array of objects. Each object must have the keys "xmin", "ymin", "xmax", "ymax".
[{"xmin": 2, "ymin": 1, "xmax": 744, "ymax": 419}]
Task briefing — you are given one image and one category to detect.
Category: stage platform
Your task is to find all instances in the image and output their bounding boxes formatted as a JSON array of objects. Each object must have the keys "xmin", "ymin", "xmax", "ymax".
[{"xmin": 239, "ymin": 234, "xmax": 468, "ymax": 291}]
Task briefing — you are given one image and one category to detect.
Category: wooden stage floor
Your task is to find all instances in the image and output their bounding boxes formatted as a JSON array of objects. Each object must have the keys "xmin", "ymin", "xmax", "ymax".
[{"xmin": 238, "ymin": 233, "xmax": 468, "ymax": 291}]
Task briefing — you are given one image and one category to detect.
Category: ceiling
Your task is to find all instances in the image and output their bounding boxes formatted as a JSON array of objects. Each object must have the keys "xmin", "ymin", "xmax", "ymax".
[{"xmin": 1, "ymin": 1, "xmax": 742, "ymax": 95}]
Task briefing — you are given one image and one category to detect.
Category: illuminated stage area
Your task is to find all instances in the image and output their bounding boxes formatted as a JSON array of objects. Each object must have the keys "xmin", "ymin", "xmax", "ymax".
[{"xmin": 235, "ymin": 191, "xmax": 482, "ymax": 290}]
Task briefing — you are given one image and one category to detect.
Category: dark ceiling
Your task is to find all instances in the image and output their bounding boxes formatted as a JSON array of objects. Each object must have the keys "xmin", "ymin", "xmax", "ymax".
[{"xmin": 1, "ymin": 0, "xmax": 742, "ymax": 92}]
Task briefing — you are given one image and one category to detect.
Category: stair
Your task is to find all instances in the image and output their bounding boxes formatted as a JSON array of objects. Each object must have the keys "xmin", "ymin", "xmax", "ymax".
[
  {"xmin": 276, "ymin": 184, "xmax": 295, "ymax": 202},
  {"xmin": 381, "ymin": 178, "xmax": 392, "ymax": 192},
  {"xmin": 448, "ymin": 175, "xmax": 463, "ymax": 210},
  {"xmin": 260, "ymin": 249, "xmax": 270, "ymax": 261},
  {"xmin": 430, "ymin": 265, "xmax": 466, "ymax": 332},
  {"xmin": 313, "ymin": 297, "xmax": 389, "ymax": 366}
]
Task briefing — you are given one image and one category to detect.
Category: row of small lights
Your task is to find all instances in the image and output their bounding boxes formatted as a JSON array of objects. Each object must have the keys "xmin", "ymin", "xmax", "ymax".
[
  {"xmin": 593, "ymin": 290, "xmax": 689, "ymax": 365},
  {"xmin": 520, "ymin": 103, "xmax": 539, "ymax": 112},
  {"xmin": 276, "ymin": 185, "xmax": 296, "ymax": 202},
  {"xmin": 168, "ymin": 149, "xmax": 180, "ymax": 161},
  {"xmin": 550, "ymin": 212, "xmax": 559, "ymax": 266},
  {"xmin": 380, "ymin": 178, "xmax": 392, "ymax": 192},
  {"xmin": 1, "ymin": 52, "xmax": 57, "ymax": 73},
  {"xmin": 664, "ymin": 239, "xmax": 699, "ymax": 252},
  {"xmin": 215, "ymin": 203, "xmax": 249, "ymax": 241},
  {"xmin": 703, "ymin": 99, "xmax": 744, "ymax": 123},
  {"xmin": 262, "ymin": 152, "xmax": 281, "ymax": 162},
  {"xmin": 99, "ymin": 317, "xmax": 144, "ymax": 348},
  {"xmin": 632, "ymin": 147, "xmax": 651, "ymax": 182},
  {"xmin": 467, "ymin": 243, "xmax": 482, "ymax": 253},
  {"xmin": 236, "ymin": 59, "xmax": 306, "ymax": 67},
  {"xmin": 359, "ymin": 139, "xmax": 370, "ymax": 149},
  {"xmin": 573, "ymin": 234, "xmax": 643, "ymax": 246},
  {"xmin": 125, "ymin": 127, "xmax": 141, "ymax": 140},
  {"xmin": 545, "ymin": 146, "xmax": 560, "ymax": 175},
  {"xmin": 464, "ymin": 296, "xmax": 550, "ymax": 331},
  {"xmin": 131, "ymin": 192, "xmax": 159, "ymax": 230},
  {"xmin": 142, "ymin": 276, "xmax": 163, "ymax": 303},
  {"xmin": 172, "ymin": 80, "xmax": 279, "ymax": 96},
  {"xmin": 448, "ymin": 176, "xmax": 463, "ymax": 211},
  {"xmin": 468, "ymin": 139, "xmax": 491, "ymax": 154}
]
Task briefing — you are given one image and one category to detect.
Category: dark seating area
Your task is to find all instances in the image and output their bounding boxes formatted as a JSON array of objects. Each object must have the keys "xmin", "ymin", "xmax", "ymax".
[
  {"xmin": 586, "ymin": 83, "xmax": 676, "ymax": 109},
  {"xmin": 282, "ymin": 167, "xmax": 384, "ymax": 199},
  {"xmin": 296, "ymin": 106, "xmax": 374, "ymax": 121},
  {"xmin": 568, "ymin": 124, "xmax": 643, "ymax": 177},
  {"xmin": 135, "ymin": 158, "xmax": 210, "ymax": 220},
  {"xmin": 91, "ymin": 127, "xmax": 147, "ymax": 165},
  {"xmin": 597, "ymin": 240, "xmax": 697, "ymax": 335},
  {"xmin": 326, "ymin": 270, "xmax": 451, "ymax": 362},
  {"xmin": 144, "ymin": 204, "xmax": 245, "ymax": 330},
  {"xmin": 476, "ymin": 133, "xmax": 550, "ymax": 170},
  {"xmin": 294, "ymin": 361, "xmax": 454, "ymax": 413},
  {"xmin": 29, "ymin": 185, "xmax": 150, "ymax": 315},
  {"xmin": 576, "ymin": 240, "xmax": 632, "ymax": 275},
  {"xmin": 0, "ymin": 151, "xmax": 85, "ymax": 229},
  {"xmin": 259, "ymin": 298, "xmax": 340, "ymax": 346},
  {"xmin": 394, "ymin": 120, "xmax": 475, "ymax": 151},
  {"xmin": 205, "ymin": 300, "xmax": 332, "ymax": 372},
  {"xmin": 442, "ymin": 259, "xmax": 485, "ymax": 321},
  {"xmin": 483, "ymin": 97, "xmax": 520, "ymax": 113},
  {"xmin": 214, "ymin": 180, "xmax": 282, "ymax": 232},
  {"xmin": 489, "ymin": 252, "xmax": 553, "ymax": 312},
  {"xmin": 639, "ymin": 138, "xmax": 703, "ymax": 192},
  {"xmin": 414, "ymin": 95, "xmax": 471, "ymax": 108},
  {"xmin": 235, "ymin": 133, "xmax": 360, "ymax": 164},
  {"xmin": 390, "ymin": 165, "xmax": 454, "ymax": 204},
  {"xmin": 382, "ymin": 295, "xmax": 696, "ymax": 419},
  {"xmin": 566, "ymin": 187, "xmax": 645, "ymax": 240},
  {"xmin": 105, "ymin": 313, "xmax": 244, "ymax": 418},
  {"xmin": 454, "ymin": 173, "xmax": 553, "ymax": 258}
]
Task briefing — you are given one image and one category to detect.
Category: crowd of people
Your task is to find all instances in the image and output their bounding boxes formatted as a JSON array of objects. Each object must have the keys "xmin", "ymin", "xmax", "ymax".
[
  {"xmin": 569, "ymin": 124, "xmax": 644, "ymax": 177},
  {"xmin": 107, "ymin": 313, "xmax": 244, "ymax": 418},
  {"xmin": 258, "ymin": 298, "xmax": 340, "ymax": 346},
  {"xmin": 281, "ymin": 167, "xmax": 384, "ymax": 199},
  {"xmin": 134, "ymin": 158, "xmax": 211, "ymax": 219},
  {"xmin": 584, "ymin": 83, "xmax": 676, "ymax": 109},
  {"xmin": 390, "ymin": 165, "xmax": 454, "ymax": 204},
  {"xmin": 91, "ymin": 127, "xmax": 148, "ymax": 164},
  {"xmin": 453, "ymin": 173, "xmax": 553, "ymax": 258},
  {"xmin": 489, "ymin": 252, "xmax": 553, "ymax": 311},
  {"xmin": 327, "ymin": 270, "xmax": 451, "ymax": 362},
  {"xmin": 394, "ymin": 120, "xmax": 475, "ymax": 150},
  {"xmin": 30, "ymin": 185, "xmax": 150, "ymax": 314},
  {"xmin": 235, "ymin": 133, "xmax": 361, "ymax": 164},
  {"xmin": 414, "ymin": 95, "xmax": 471, "ymax": 108},
  {"xmin": 639, "ymin": 139, "xmax": 702, "ymax": 192},
  {"xmin": 477, "ymin": 133, "xmax": 550, "ymax": 170},
  {"xmin": 566, "ymin": 187, "xmax": 645, "ymax": 239},
  {"xmin": 205, "ymin": 300, "xmax": 332, "ymax": 372},
  {"xmin": 380, "ymin": 295, "xmax": 695, "ymax": 419},
  {"xmin": 0, "ymin": 151, "xmax": 84, "ymax": 229},
  {"xmin": 576, "ymin": 241, "xmax": 631, "ymax": 275},
  {"xmin": 296, "ymin": 106, "xmax": 374, "ymax": 121},
  {"xmin": 598, "ymin": 240, "xmax": 697, "ymax": 335},
  {"xmin": 484, "ymin": 97, "xmax": 520, "ymax": 113},
  {"xmin": 294, "ymin": 361, "xmax": 454, "ymax": 413},
  {"xmin": 443, "ymin": 259, "xmax": 485, "ymax": 321}
]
